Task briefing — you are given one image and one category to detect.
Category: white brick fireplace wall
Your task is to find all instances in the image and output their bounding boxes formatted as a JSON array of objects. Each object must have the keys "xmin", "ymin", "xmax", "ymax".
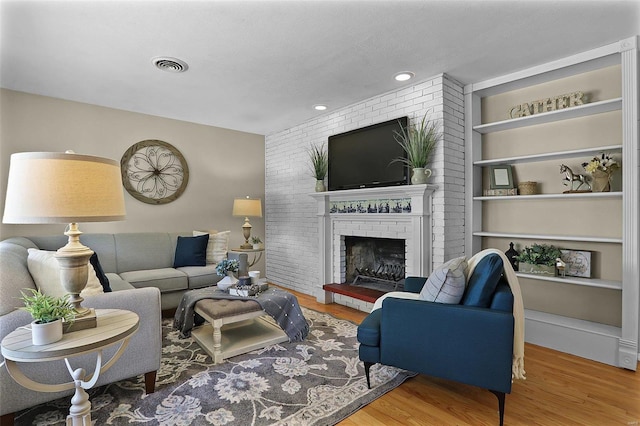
[{"xmin": 265, "ymin": 73, "xmax": 465, "ymax": 304}]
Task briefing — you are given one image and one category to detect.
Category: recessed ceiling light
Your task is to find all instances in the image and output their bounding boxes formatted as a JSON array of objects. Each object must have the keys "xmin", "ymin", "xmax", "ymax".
[
  {"xmin": 394, "ymin": 72, "xmax": 414, "ymax": 82},
  {"xmin": 314, "ymin": 104, "xmax": 328, "ymax": 111},
  {"xmin": 152, "ymin": 57, "xmax": 189, "ymax": 73}
]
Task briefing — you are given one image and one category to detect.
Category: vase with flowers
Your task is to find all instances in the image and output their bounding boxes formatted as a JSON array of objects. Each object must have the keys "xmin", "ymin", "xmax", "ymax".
[
  {"xmin": 582, "ymin": 152, "xmax": 620, "ymax": 192},
  {"xmin": 215, "ymin": 258, "xmax": 240, "ymax": 290}
]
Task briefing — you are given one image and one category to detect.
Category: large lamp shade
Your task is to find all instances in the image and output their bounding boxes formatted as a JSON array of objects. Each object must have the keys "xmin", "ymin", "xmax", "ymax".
[{"xmin": 3, "ymin": 152, "xmax": 126, "ymax": 224}]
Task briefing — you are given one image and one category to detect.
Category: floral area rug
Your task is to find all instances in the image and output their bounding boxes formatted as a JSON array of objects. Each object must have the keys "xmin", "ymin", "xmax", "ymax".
[{"xmin": 15, "ymin": 307, "xmax": 416, "ymax": 425}]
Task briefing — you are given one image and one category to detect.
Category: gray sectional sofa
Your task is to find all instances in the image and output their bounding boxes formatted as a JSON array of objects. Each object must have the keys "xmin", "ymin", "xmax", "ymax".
[{"xmin": 0, "ymin": 232, "xmax": 247, "ymax": 424}]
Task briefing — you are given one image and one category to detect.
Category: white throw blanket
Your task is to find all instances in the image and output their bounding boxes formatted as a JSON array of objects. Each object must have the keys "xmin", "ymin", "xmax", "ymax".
[{"xmin": 372, "ymin": 248, "xmax": 526, "ymax": 381}]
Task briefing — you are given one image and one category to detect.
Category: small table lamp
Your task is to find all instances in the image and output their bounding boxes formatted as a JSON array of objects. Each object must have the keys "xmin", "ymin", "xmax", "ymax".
[
  {"xmin": 232, "ymin": 197, "xmax": 262, "ymax": 249},
  {"xmin": 2, "ymin": 151, "xmax": 126, "ymax": 330}
]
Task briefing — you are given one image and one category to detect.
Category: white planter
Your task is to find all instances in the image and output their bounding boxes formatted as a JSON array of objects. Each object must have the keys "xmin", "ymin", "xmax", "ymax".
[
  {"xmin": 31, "ymin": 319, "xmax": 63, "ymax": 345},
  {"xmin": 217, "ymin": 272, "xmax": 239, "ymax": 290},
  {"xmin": 252, "ymin": 243, "xmax": 264, "ymax": 250}
]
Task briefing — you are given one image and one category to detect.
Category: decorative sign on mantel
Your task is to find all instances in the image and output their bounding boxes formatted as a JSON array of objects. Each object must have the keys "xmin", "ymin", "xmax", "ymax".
[
  {"xmin": 509, "ymin": 91, "xmax": 586, "ymax": 118},
  {"xmin": 330, "ymin": 198, "xmax": 411, "ymax": 214}
]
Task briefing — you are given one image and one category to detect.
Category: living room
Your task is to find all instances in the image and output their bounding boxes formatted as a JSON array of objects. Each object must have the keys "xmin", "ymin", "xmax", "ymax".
[{"xmin": 1, "ymin": 1, "xmax": 640, "ymax": 425}]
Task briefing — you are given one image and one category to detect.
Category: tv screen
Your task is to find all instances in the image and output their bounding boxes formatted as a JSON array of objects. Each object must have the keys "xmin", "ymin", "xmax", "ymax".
[{"xmin": 328, "ymin": 117, "xmax": 409, "ymax": 191}]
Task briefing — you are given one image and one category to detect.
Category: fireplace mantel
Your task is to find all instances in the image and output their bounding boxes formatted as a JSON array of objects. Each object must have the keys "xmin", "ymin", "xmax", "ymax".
[{"xmin": 310, "ymin": 184, "xmax": 436, "ymax": 305}]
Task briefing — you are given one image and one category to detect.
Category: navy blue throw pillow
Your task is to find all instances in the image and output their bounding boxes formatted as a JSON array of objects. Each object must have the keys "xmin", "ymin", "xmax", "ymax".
[
  {"xmin": 90, "ymin": 252, "xmax": 112, "ymax": 292},
  {"xmin": 461, "ymin": 253, "xmax": 503, "ymax": 308},
  {"xmin": 173, "ymin": 234, "xmax": 209, "ymax": 268}
]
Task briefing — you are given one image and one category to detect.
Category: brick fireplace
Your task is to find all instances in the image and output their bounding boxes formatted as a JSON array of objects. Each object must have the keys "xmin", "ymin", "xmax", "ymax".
[{"xmin": 310, "ymin": 184, "xmax": 436, "ymax": 311}]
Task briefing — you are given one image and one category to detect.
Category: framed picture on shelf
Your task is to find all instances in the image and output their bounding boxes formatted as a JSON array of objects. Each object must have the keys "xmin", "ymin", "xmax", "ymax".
[
  {"xmin": 560, "ymin": 249, "xmax": 592, "ymax": 278},
  {"xmin": 489, "ymin": 165, "xmax": 514, "ymax": 189}
]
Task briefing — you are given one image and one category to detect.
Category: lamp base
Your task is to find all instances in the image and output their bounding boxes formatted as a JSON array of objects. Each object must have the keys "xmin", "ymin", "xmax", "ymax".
[
  {"xmin": 63, "ymin": 308, "xmax": 97, "ymax": 333},
  {"xmin": 240, "ymin": 242, "xmax": 253, "ymax": 249}
]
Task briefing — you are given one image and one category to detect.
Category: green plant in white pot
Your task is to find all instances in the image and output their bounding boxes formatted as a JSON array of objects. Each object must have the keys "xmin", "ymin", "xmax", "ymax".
[
  {"xmin": 20, "ymin": 289, "xmax": 75, "ymax": 345},
  {"xmin": 308, "ymin": 143, "xmax": 328, "ymax": 192},
  {"xmin": 251, "ymin": 236, "xmax": 264, "ymax": 250},
  {"xmin": 515, "ymin": 244, "xmax": 562, "ymax": 276},
  {"xmin": 392, "ymin": 114, "xmax": 441, "ymax": 184}
]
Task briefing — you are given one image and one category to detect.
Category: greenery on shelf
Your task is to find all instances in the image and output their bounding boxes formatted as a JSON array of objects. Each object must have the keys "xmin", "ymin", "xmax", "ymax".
[
  {"xmin": 515, "ymin": 244, "xmax": 562, "ymax": 267},
  {"xmin": 19, "ymin": 289, "xmax": 75, "ymax": 324},
  {"xmin": 216, "ymin": 259, "xmax": 240, "ymax": 276},
  {"xmin": 308, "ymin": 143, "xmax": 328, "ymax": 180},
  {"xmin": 392, "ymin": 114, "xmax": 441, "ymax": 169},
  {"xmin": 251, "ymin": 236, "xmax": 262, "ymax": 244}
]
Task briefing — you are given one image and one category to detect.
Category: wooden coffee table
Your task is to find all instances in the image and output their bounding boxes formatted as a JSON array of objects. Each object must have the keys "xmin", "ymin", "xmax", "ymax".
[{"xmin": 191, "ymin": 298, "xmax": 288, "ymax": 364}]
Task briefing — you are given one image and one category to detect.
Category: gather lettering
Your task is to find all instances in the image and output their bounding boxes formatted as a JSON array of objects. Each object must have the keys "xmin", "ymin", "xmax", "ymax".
[{"xmin": 509, "ymin": 91, "xmax": 585, "ymax": 118}]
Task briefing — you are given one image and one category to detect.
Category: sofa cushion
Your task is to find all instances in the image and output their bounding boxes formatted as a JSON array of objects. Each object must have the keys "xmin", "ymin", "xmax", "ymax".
[
  {"xmin": 461, "ymin": 254, "xmax": 504, "ymax": 308},
  {"xmin": 90, "ymin": 253, "xmax": 111, "ymax": 292},
  {"xmin": 193, "ymin": 230, "xmax": 230, "ymax": 264},
  {"xmin": 357, "ymin": 308, "xmax": 382, "ymax": 347},
  {"xmin": 119, "ymin": 268, "xmax": 188, "ymax": 293},
  {"xmin": 173, "ymin": 235, "xmax": 209, "ymax": 268},
  {"xmin": 419, "ymin": 256, "xmax": 467, "ymax": 304},
  {"xmin": 0, "ymin": 241, "xmax": 37, "ymax": 316},
  {"xmin": 27, "ymin": 249, "xmax": 104, "ymax": 298},
  {"xmin": 115, "ymin": 233, "xmax": 174, "ymax": 273},
  {"xmin": 177, "ymin": 265, "xmax": 219, "ymax": 289}
]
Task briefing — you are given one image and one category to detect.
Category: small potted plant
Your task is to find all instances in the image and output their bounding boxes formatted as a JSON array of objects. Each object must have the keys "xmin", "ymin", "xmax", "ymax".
[
  {"xmin": 392, "ymin": 114, "xmax": 441, "ymax": 185},
  {"xmin": 20, "ymin": 289, "xmax": 75, "ymax": 345},
  {"xmin": 215, "ymin": 258, "xmax": 240, "ymax": 290},
  {"xmin": 308, "ymin": 143, "xmax": 328, "ymax": 192},
  {"xmin": 251, "ymin": 236, "xmax": 264, "ymax": 250},
  {"xmin": 515, "ymin": 244, "xmax": 562, "ymax": 277}
]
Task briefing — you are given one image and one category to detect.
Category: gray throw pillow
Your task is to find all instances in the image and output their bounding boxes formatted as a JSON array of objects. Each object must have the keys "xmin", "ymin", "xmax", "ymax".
[{"xmin": 419, "ymin": 256, "xmax": 468, "ymax": 304}]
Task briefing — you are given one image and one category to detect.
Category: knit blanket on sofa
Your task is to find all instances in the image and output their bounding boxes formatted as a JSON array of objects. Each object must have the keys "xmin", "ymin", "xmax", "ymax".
[{"xmin": 174, "ymin": 286, "xmax": 309, "ymax": 342}]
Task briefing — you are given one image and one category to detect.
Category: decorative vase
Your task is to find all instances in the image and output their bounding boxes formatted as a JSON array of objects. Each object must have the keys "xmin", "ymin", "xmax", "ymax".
[
  {"xmin": 252, "ymin": 243, "xmax": 264, "ymax": 250},
  {"xmin": 315, "ymin": 180, "xmax": 326, "ymax": 192},
  {"xmin": 591, "ymin": 170, "xmax": 611, "ymax": 192},
  {"xmin": 31, "ymin": 319, "xmax": 63, "ymax": 345},
  {"xmin": 518, "ymin": 262, "xmax": 556, "ymax": 277},
  {"xmin": 505, "ymin": 242, "xmax": 519, "ymax": 271},
  {"xmin": 411, "ymin": 168, "xmax": 432, "ymax": 184}
]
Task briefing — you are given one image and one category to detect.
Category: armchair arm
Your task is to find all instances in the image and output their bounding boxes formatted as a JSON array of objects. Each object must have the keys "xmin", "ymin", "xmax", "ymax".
[{"xmin": 380, "ymin": 297, "xmax": 514, "ymax": 393}]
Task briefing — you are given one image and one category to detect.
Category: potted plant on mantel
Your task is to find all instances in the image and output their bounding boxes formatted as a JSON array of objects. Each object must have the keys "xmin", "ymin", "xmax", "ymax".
[
  {"xmin": 515, "ymin": 243, "xmax": 562, "ymax": 277},
  {"xmin": 308, "ymin": 143, "xmax": 328, "ymax": 192},
  {"xmin": 20, "ymin": 289, "xmax": 75, "ymax": 345},
  {"xmin": 392, "ymin": 114, "xmax": 441, "ymax": 185}
]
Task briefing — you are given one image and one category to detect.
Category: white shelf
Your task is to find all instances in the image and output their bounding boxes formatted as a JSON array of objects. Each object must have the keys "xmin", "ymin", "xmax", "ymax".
[
  {"xmin": 474, "ymin": 191, "xmax": 622, "ymax": 201},
  {"xmin": 515, "ymin": 273, "xmax": 622, "ymax": 290},
  {"xmin": 473, "ymin": 98, "xmax": 622, "ymax": 134},
  {"xmin": 473, "ymin": 231, "xmax": 622, "ymax": 244},
  {"xmin": 474, "ymin": 145, "xmax": 623, "ymax": 166}
]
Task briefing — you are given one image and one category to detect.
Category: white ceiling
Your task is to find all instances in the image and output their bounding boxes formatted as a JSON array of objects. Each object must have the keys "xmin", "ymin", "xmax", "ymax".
[{"xmin": 1, "ymin": 0, "xmax": 639, "ymax": 136}]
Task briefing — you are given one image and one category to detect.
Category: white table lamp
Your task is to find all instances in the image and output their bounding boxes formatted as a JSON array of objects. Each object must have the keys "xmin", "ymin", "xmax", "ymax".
[
  {"xmin": 3, "ymin": 151, "xmax": 126, "ymax": 329},
  {"xmin": 232, "ymin": 197, "xmax": 262, "ymax": 249}
]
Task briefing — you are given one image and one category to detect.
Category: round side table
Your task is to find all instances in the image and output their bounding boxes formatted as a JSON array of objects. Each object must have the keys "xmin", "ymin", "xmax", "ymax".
[{"xmin": 1, "ymin": 309, "xmax": 138, "ymax": 426}]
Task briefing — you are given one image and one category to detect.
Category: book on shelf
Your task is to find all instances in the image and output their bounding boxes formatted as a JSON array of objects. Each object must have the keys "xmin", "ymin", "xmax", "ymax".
[{"xmin": 483, "ymin": 188, "xmax": 518, "ymax": 196}]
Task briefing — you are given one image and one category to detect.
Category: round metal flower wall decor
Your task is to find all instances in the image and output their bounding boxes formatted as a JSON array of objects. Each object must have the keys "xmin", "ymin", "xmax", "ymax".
[{"xmin": 121, "ymin": 140, "xmax": 189, "ymax": 204}]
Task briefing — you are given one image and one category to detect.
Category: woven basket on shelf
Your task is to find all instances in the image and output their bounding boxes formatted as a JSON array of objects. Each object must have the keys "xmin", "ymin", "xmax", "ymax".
[{"xmin": 518, "ymin": 181, "xmax": 537, "ymax": 195}]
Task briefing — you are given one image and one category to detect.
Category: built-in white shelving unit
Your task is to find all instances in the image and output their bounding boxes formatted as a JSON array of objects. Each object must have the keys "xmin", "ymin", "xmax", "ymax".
[{"xmin": 464, "ymin": 37, "xmax": 639, "ymax": 370}]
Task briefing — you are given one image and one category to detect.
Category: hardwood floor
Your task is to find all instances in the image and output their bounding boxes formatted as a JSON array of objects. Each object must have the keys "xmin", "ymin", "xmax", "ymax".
[{"xmin": 285, "ymin": 286, "xmax": 640, "ymax": 426}]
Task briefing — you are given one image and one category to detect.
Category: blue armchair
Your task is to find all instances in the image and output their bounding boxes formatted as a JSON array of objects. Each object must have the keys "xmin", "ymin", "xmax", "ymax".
[{"xmin": 357, "ymin": 252, "xmax": 519, "ymax": 426}]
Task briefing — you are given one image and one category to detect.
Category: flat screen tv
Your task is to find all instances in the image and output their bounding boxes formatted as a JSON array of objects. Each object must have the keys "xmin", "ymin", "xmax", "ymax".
[{"xmin": 328, "ymin": 116, "xmax": 409, "ymax": 191}]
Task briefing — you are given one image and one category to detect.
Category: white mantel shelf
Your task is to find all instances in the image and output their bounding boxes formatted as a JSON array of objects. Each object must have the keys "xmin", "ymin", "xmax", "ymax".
[{"xmin": 309, "ymin": 184, "xmax": 437, "ymax": 200}]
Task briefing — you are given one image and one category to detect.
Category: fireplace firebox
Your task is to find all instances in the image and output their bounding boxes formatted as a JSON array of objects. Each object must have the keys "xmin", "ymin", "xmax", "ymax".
[{"xmin": 345, "ymin": 236, "xmax": 405, "ymax": 291}]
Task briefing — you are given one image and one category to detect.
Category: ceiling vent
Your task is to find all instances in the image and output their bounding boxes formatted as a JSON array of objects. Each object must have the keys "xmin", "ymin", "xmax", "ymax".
[{"xmin": 152, "ymin": 57, "xmax": 189, "ymax": 73}]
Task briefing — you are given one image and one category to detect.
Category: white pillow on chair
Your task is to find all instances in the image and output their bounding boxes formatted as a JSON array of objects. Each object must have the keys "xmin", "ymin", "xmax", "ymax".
[{"xmin": 419, "ymin": 256, "xmax": 468, "ymax": 304}]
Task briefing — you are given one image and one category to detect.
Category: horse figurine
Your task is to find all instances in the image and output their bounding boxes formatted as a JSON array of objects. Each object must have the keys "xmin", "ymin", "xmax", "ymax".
[{"xmin": 560, "ymin": 164, "xmax": 591, "ymax": 192}]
